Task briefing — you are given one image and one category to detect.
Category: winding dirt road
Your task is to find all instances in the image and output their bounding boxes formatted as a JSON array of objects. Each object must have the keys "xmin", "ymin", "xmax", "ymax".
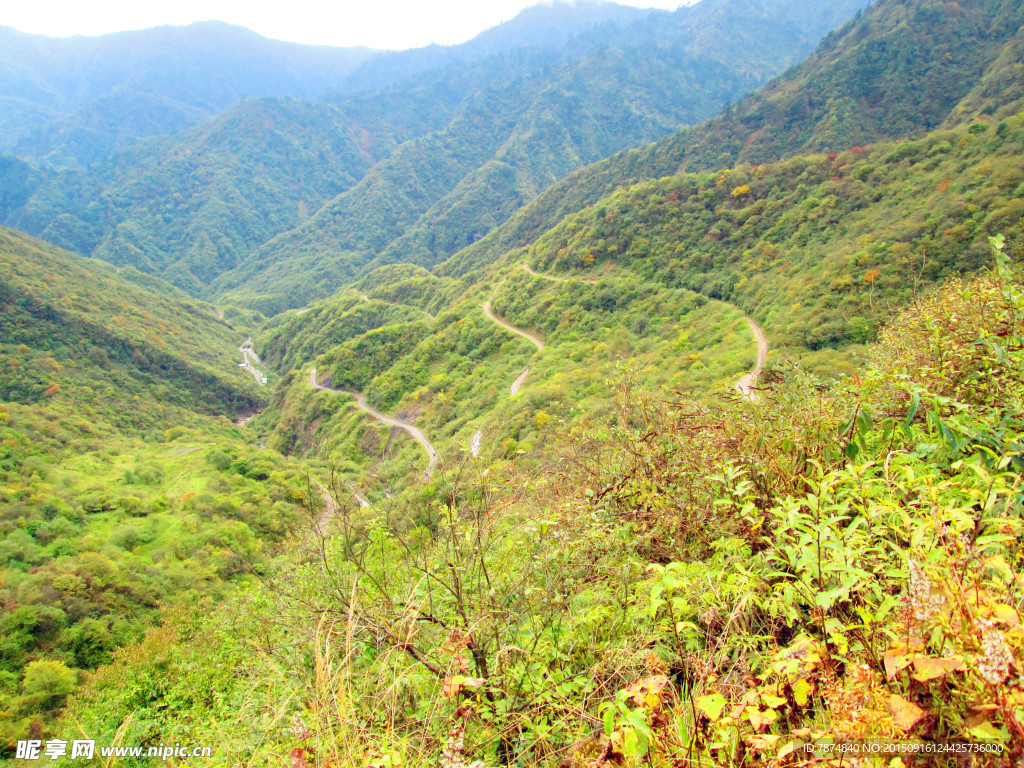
[
  {"xmin": 483, "ymin": 300, "xmax": 545, "ymax": 352},
  {"xmin": 347, "ymin": 482, "xmax": 371, "ymax": 508},
  {"xmin": 734, "ymin": 319, "xmax": 769, "ymax": 401},
  {"xmin": 296, "ymin": 269, "xmax": 767, "ymax": 486},
  {"xmin": 520, "ymin": 265, "xmax": 771, "ymax": 401},
  {"xmin": 481, "ymin": 283, "xmax": 545, "ymax": 401},
  {"xmin": 510, "ymin": 368, "xmax": 530, "ymax": 396},
  {"xmin": 309, "ymin": 368, "xmax": 438, "ymax": 482}
]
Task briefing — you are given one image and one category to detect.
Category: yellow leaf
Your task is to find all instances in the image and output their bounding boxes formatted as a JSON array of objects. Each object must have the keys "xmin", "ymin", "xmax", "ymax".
[
  {"xmin": 745, "ymin": 706, "xmax": 777, "ymax": 731},
  {"xmin": 992, "ymin": 604, "xmax": 1020, "ymax": 626},
  {"xmin": 624, "ymin": 675, "xmax": 670, "ymax": 708},
  {"xmin": 696, "ymin": 693, "xmax": 727, "ymax": 722},
  {"xmin": 791, "ymin": 678, "xmax": 813, "ymax": 707},
  {"xmin": 441, "ymin": 676, "xmax": 460, "ymax": 698},
  {"xmin": 887, "ymin": 694, "xmax": 925, "ymax": 732},
  {"xmin": 967, "ymin": 722, "xmax": 1004, "ymax": 741},
  {"xmin": 747, "ymin": 734, "xmax": 781, "ymax": 750},
  {"xmin": 888, "ymin": 639, "xmax": 925, "ymax": 655},
  {"xmin": 884, "ymin": 653, "xmax": 913, "ymax": 681},
  {"xmin": 983, "ymin": 555, "xmax": 1013, "ymax": 583},
  {"xmin": 760, "ymin": 693, "xmax": 787, "ymax": 709},
  {"xmin": 911, "ymin": 655, "xmax": 963, "ymax": 682},
  {"xmin": 778, "ymin": 741, "xmax": 799, "ymax": 759}
]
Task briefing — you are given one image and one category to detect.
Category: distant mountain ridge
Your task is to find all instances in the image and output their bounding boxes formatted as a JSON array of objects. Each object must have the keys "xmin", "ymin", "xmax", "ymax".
[
  {"xmin": 213, "ymin": 0, "xmax": 874, "ymax": 311},
  {"xmin": 0, "ymin": 0, "xmax": 872, "ymax": 312},
  {"xmin": 326, "ymin": 1, "xmax": 656, "ymax": 97},
  {"xmin": 0, "ymin": 2, "xmax": 665, "ymax": 167},
  {"xmin": 0, "ymin": 22, "xmax": 375, "ymax": 166}
]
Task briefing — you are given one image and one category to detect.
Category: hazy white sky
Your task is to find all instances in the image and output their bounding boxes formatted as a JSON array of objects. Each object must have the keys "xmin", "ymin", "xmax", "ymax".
[{"xmin": 3, "ymin": 0, "xmax": 695, "ymax": 50}]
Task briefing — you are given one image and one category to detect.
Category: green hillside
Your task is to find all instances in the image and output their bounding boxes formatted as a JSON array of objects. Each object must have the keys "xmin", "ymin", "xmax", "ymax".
[
  {"xmin": 0, "ymin": 230, "xmax": 319, "ymax": 749},
  {"xmin": 0, "ymin": 0, "xmax": 871, "ymax": 315},
  {"xmin": 516, "ymin": 114, "xmax": 1024, "ymax": 349},
  {"xmin": 53, "ymin": 247, "xmax": 1024, "ymax": 765},
  {"xmin": 0, "ymin": 227, "xmax": 261, "ymax": 422},
  {"xmin": 442, "ymin": 0, "xmax": 1024, "ymax": 278},
  {"xmin": 245, "ymin": 105, "xmax": 1023, "ymax": 497}
]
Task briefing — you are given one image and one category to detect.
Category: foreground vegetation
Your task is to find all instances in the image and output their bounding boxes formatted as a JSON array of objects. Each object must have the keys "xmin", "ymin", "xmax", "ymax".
[{"xmin": 43, "ymin": 240, "xmax": 1024, "ymax": 765}]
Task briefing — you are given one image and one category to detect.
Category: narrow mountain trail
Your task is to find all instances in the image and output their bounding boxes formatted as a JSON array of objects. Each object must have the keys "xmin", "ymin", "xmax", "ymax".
[
  {"xmin": 734, "ymin": 318, "xmax": 769, "ymax": 400},
  {"xmin": 348, "ymin": 482, "xmax": 371, "ymax": 508},
  {"xmin": 481, "ymin": 282, "xmax": 544, "ymax": 404},
  {"xmin": 521, "ymin": 263, "xmax": 770, "ymax": 399},
  {"xmin": 467, "ymin": 279, "xmax": 551, "ymax": 459},
  {"xmin": 310, "ymin": 478, "xmax": 371, "ymax": 537},
  {"xmin": 294, "ymin": 266, "xmax": 767, "ymax": 482},
  {"xmin": 309, "ymin": 367, "xmax": 438, "ymax": 482}
]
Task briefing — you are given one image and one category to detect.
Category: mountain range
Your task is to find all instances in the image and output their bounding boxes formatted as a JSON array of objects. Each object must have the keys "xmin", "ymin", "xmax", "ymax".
[{"xmin": 1, "ymin": 0, "xmax": 869, "ymax": 310}]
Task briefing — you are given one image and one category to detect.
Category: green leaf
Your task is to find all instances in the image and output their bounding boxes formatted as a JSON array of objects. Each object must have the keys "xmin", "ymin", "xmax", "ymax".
[
  {"xmin": 904, "ymin": 392, "xmax": 921, "ymax": 427},
  {"xmin": 602, "ymin": 704, "xmax": 615, "ymax": 736},
  {"xmin": 696, "ymin": 692, "xmax": 728, "ymax": 722},
  {"xmin": 791, "ymin": 678, "xmax": 812, "ymax": 706}
]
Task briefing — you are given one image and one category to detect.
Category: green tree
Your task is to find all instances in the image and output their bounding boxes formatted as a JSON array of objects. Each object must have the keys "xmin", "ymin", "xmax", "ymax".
[{"xmin": 20, "ymin": 660, "xmax": 77, "ymax": 712}]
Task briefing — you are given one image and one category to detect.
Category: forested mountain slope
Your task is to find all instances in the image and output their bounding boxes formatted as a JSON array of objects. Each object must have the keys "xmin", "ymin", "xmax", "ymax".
[
  {"xmin": 0, "ymin": 227, "xmax": 260, "ymax": 424},
  {"xmin": 246, "ymin": 0, "xmax": 1024, "ymax": 486},
  {"xmin": 2, "ymin": 98, "xmax": 418, "ymax": 296},
  {"xmin": 0, "ymin": 228, "xmax": 319, "ymax": 748},
  {"xmin": 0, "ymin": 0, "xmax": 870, "ymax": 312},
  {"xmin": 61, "ymin": 246, "xmax": 1024, "ymax": 765},
  {"xmin": 441, "ymin": 0, "xmax": 1024, "ymax": 277},
  {"xmin": 244, "ymin": 107, "xmax": 1024, "ymax": 494},
  {"xmin": 210, "ymin": 0, "xmax": 872, "ymax": 313}
]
